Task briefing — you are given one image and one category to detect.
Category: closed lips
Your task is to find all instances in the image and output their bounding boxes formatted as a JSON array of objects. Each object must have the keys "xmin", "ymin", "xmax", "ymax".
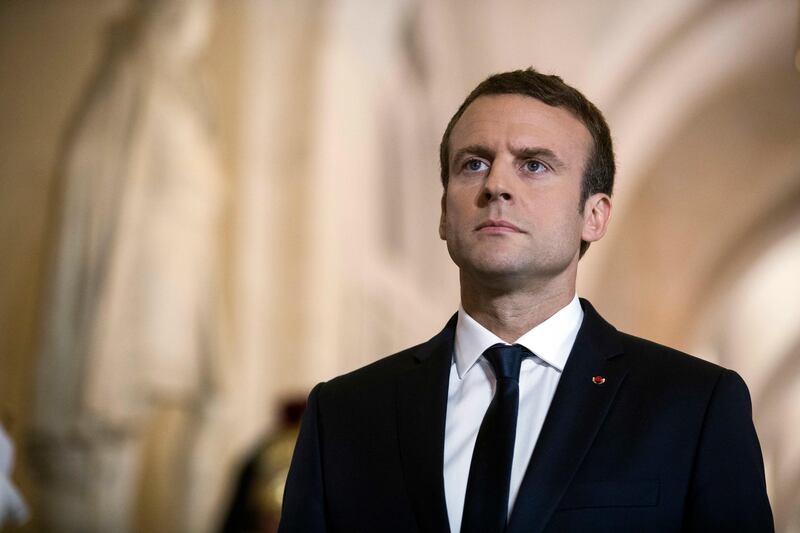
[{"xmin": 475, "ymin": 220, "xmax": 524, "ymax": 232}]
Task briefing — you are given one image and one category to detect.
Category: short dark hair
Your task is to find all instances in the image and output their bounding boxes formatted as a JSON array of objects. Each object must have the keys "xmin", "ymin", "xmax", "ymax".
[{"xmin": 439, "ymin": 68, "xmax": 615, "ymax": 256}]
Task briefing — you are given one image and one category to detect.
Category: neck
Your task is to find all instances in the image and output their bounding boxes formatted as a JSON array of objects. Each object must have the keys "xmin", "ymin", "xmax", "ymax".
[{"xmin": 460, "ymin": 271, "xmax": 577, "ymax": 343}]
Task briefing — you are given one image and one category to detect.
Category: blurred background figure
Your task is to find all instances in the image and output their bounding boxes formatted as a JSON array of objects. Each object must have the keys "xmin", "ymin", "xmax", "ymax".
[
  {"xmin": 0, "ymin": 0, "xmax": 799, "ymax": 531},
  {"xmin": 27, "ymin": 0, "xmax": 230, "ymax": 531},
  {"xmin": 220, "ymin": 399, "xmax": 305, "ymax": 533},
  {"xmin": 0, "ymin": 424, "xmax": 28, "ymax": 528}
]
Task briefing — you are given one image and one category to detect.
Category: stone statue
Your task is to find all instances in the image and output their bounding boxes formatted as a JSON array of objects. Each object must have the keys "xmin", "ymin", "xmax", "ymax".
[{"xmin": 32, "ymin": 0, "xmax": 227, "ymax": 531}]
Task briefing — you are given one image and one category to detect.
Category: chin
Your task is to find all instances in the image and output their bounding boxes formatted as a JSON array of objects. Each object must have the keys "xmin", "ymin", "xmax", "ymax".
[
  {"xmin": 463, "ymin": 257, "xmax": 529, "ymax": 282},
  {"xmin": 458, "ymin": 251, "xmax": 576, "ymax": 288},
  {"xmin": 473, "ymin": 248, "xmax": 529, "ymax": 272}
]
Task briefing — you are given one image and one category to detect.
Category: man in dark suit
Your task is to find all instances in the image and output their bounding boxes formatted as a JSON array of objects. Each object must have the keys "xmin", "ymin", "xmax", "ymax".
[{"xmin": 278, "ymin": 68, "xmax": 773, "ymax": 532}]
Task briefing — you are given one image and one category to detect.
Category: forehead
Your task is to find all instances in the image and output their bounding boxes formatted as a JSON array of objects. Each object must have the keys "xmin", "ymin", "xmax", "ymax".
[{"xmin": 449, "ymin": 94, "xmax": 591, "ymax": 163}]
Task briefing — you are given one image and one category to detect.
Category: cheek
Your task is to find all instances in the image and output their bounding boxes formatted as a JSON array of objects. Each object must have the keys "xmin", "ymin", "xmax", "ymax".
[
  {"xmin": 444, "ymin": 194, "xmax": 467, "ymax": 224},
  {"xmin": 560, "ymin": 211, "xmax": 588, "ymax": 247},
  {"xmin": 530, "ymin": 201, "xmax": 583, "ymax": 241}
]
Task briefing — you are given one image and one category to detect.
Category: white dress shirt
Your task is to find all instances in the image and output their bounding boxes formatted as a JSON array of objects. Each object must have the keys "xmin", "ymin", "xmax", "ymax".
[{"xmin": 443, "ymin": 296, "xmax": 584, "ymax": 532}]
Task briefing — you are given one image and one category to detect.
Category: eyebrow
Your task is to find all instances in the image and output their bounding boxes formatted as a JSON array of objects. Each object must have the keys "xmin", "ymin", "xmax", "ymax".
[
  {"xmin": 451, "ymin": 144, "xmax": 567, "ymax": 171},
  {"xmin": 451, "ymin": 144, "xmax": 495, "ymax": 166},
  {"xmin": 512, "ymin": 146, "xmax": 566, "ymax": 170}
]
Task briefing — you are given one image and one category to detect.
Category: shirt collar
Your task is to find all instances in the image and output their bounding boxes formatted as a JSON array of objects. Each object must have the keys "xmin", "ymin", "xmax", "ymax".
[{"xmin": 454, "ymin": 295, "xmax": 584, "ymax": 378}]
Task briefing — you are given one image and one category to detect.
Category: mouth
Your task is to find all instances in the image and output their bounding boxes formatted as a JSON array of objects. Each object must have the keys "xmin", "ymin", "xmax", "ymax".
[{"xmin": 475, "ymin": 219, "xmax": 524, "ymax": 233}]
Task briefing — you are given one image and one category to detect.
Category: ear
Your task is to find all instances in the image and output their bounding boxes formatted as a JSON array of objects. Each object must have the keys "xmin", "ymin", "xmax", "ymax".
[
  {"xmin": 581, "ymin": 193, "xmax": 612, "ymax": 244},
  {"xmin": 438, "ymin": 193, "xmax": 447, "ymax": 240}
]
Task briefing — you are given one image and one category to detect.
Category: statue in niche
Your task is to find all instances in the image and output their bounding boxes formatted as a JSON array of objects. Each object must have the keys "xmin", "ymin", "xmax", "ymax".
[{"xmin": 31, "ymin": 0, "xmax": 227, "ymax": 531}]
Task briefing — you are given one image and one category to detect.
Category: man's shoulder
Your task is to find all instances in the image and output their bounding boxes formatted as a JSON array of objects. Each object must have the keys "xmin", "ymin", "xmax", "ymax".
[
  {"xmin": 328, "ymin": 341, "xmax": 431, "ymax": 388},
  {"xmin": 615, "ymin": 329, "xmax": 742, "ymax": 392},
  {"xmin": 581, "ymin": 299, "xmax": 731, "ymax": 383},
  {"xmin": 315, "ymin": 316, "xmax": 456, "ymax": 402},
  {"xmin": 618, "ymin": 330, "xmax": 715, "ymax": 368}
]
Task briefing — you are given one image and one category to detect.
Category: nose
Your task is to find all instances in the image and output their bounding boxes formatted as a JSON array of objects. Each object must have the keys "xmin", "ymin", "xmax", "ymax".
[{"xmin": 482, "ymin": 165, "xmax": 513, "ymax": 203}]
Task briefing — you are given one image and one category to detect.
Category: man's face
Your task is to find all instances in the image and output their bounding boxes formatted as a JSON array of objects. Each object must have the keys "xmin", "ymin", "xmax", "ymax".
[{"xmin": 439, "ymin": 94, "xmax": 603, "ymax": 290}]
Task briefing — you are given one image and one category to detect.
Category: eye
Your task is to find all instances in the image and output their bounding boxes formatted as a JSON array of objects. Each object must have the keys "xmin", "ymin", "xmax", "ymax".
[
  {"xmin": 464, "ymin": 159, "xmax": 489, "ymax": 173},
  {"xmin": 524, "ymin": 160, "xmax": 547, "ymax": 173}
]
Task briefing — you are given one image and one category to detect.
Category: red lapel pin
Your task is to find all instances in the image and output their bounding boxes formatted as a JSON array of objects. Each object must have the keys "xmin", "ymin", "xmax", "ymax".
[{"xmin": 592, "ymin": 375, "xmax": 606, "ymax": 385}]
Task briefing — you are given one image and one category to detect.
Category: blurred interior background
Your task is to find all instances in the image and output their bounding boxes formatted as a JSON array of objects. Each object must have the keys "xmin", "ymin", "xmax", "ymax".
[{"xmin": 1, "ymin": 0, "xmax": 799, "ymax": 531}]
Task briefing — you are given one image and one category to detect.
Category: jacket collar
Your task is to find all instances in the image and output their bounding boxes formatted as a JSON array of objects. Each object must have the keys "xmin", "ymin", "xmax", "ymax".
[
  {"xmin": 506, "ymin": 298, "xmax": 628, "ymax": 533},
  {"xmin": 396, "ymin": 314, "xmax": 457, "ymax": 533}
]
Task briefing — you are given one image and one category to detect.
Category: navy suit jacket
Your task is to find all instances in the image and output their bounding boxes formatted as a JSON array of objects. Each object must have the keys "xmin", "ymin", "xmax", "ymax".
[{"xmin": 279, "ymin": 300, "xmax": 773, "ymax": 532}]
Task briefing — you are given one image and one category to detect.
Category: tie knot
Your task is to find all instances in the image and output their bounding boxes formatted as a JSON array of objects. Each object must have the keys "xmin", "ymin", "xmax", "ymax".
[{"xmin": 483, "ymin": 343, "xmax": 525, "ymax": 382}]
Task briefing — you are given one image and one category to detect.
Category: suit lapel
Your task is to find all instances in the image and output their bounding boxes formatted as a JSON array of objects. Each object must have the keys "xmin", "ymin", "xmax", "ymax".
[
  {"xmin": 396, "ymin": 315, "xmax": 456, "ymax": 533},
  {"xmin": 507, "ymin": 300, "xmax": 628, "ymax": 533}
]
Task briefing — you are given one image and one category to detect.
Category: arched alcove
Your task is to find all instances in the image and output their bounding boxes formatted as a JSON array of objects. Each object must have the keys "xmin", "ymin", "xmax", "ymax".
[{"xmin": 591, "ymin": 32, "xmax": 800, "ymax": 349}]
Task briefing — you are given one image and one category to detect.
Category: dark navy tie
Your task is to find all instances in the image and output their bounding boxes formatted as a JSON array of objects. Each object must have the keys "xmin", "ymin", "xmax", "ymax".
[{"xmin": 461, "ymin": 343, "xmax": 525, "ymax": 533}]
